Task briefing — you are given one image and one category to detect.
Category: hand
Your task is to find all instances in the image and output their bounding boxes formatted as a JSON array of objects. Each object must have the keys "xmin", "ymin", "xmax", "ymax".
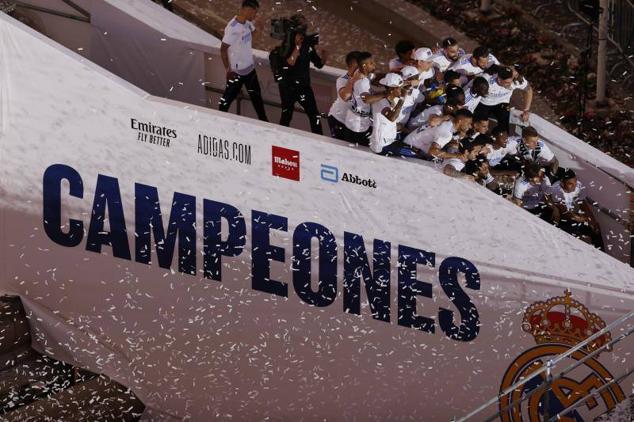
[
  {"xmin": 429, "ymin": 116, "xmax": 443, "ymax": 127},
  {"xmin": 352, "ymin": 68, "xmax": 364, "ymax": 81},
  {"xmin": 428, "ymin": 115, "xmax": 443, "ymax": 127},
  {"xmin": 294, "ymin": 33, "xmax": 304, "ymax": 48},
  {"xmin": 226, "ymin": 70, "xmax": 238, "ymax": 81},
  {"xmin": 521, "ymin": 110, "xmax": 530, "ymax": 122}
]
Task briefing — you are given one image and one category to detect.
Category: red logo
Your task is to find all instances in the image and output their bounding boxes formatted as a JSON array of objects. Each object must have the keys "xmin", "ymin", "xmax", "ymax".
[{"xmin": 272, "ymin": 146, "xmax": 300, "ymax": 181}]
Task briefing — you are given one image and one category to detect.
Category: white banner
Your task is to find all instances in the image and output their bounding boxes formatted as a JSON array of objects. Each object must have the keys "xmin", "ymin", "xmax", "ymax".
[{"xmin": 1, "ymin": 13, "xmax": 633, "ymax": 421}]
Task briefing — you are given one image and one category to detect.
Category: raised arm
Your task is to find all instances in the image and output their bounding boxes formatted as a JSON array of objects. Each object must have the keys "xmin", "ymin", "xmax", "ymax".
[
  {"xmin": 361, "ymin": 92, "xmax": 388, "ymax": 105},
  {"xmin": 382, "ymin": 97, "xmax": 405, "ymax": 122}
]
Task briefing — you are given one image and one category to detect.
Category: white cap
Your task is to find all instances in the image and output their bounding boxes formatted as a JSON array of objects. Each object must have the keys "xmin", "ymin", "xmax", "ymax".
[
  {"xmin": 400, "ymin": 65, "xmax": 419, "ymax": 79},
  {"xmin": 412, "ymin": 47, "xmax": 433, "ymax": 62},
  {"xmin": 379, "ymin": 73, "xmax": 404, "ymax": 88}
]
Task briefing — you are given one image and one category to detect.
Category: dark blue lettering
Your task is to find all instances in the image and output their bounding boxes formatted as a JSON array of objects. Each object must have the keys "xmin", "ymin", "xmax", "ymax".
[
  {"xmin": 398, "ymin": 245, "xmax": 435, "ymax": 333},
  {"xmin": 86, "ymin": 175, "xmax": 131, "ymax": 260},
  {"xmin": 292, "ymin": 222, "xmax": 337, "ymax": 307},
  {"xmin": 135, "ymin": 184, "xmax": 196, "ymax": 275},
  {"xmin": 438, "ymin": 257, "xmax": 480, "ymax": 342},
  {"xmin": 203, "ymin": 200, "xmax": 246, "ymax": 281},
  {"xmin": 251, "ymin": 210, "xmax": 288, "ymax": 297},
  {"xmin": 42, "ymin": 164, "xmax": 84, "ymax": 247},
  {"xmin": 343, "ymin": 232, "xmax": 391, "ymax": 323}
]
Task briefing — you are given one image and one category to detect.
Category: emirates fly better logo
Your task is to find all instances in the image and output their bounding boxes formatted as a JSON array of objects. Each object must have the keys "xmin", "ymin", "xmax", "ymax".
[{"xmin": 272, "ymin": 146, "xmax": 300, "ymax": 181}]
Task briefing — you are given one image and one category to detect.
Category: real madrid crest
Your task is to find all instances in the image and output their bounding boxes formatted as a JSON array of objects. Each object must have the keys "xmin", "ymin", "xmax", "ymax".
[{"xmin": 498, "ymin": 290, "xmax": 626, "ymax": 421}]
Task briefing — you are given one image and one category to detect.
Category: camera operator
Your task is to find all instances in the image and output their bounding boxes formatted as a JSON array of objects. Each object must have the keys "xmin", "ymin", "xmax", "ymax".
[{"xmin": 269, "ymin": 14, "xmax": 328, "ymax": 134}]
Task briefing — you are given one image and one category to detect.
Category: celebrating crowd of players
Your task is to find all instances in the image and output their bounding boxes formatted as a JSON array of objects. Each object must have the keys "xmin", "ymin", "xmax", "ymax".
[
  {"xmin": 218, "ymin": 1, "xmax": 603, "ymax": 250},
  {"xmin": 325, "ymin": 40, "xmax": 603, "ymax": 250}
]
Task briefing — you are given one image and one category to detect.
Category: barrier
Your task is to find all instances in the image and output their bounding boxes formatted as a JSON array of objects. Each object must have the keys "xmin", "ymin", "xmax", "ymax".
[
  {"xmin": 1, "ymin": 11, "xmax": 634, "ymax": 420},
  {"xmin": 13, "ymin": 0, "xmax": 633, "ymax": 266}
]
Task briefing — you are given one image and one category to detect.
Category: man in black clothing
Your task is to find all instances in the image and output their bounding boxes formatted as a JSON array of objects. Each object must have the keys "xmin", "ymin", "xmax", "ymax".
[{"xmin": 270, "ymin": 14, "xmax": 328, "ymax": 134}]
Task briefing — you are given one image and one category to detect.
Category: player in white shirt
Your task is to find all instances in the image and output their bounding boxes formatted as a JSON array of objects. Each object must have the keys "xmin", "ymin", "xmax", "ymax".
[
  {"xmin": 443, "ymin": 70, "xmax": 462, "ymax": 88},
  {"xmin": 548, "ymin": 169, "xmax": 603, "ymax": 249},
  {"xmin": 218, "ymin": 0, "xmax": 268, "ymax": 122},
  {"xmin": 515, "ymin": 126, "xmax": 559, "ymax": 176},
  {"xmin": 345, "ymin": 52, "xmax": 385, "ymax": 145},
  {"xmin": 430, "ymin": 37, "xmax": 465, "ymax": 72},
  {"xmin": 404, "ymin": 109, "xmax": 473, "ymax": 160},
  {"xmin": 450, "ymin": 46, "xmax": 500, "ymax": 82},
  {"xmin": 460, "ymin": 156, "xmax": 501, "ymax": 192},
  {"xmin": 328, "ymin": 51, "xmax": 362, "ymax": 140},
  {"xmin": 462, "ymin": 76, "xmax": 489, "ymax": 113},
  {"xmin": 475, "ymin": 66, "xmax": 533, "ymax": 133},
  {"xmin": 395, "ymin": 66, "xmax": 425, "ymax": 129},
  {"xmin": 442, "ymin": 143, "xmax": 498, "ymax": 190},
  {"xmin": 389, "ymin": 40, "xmax": 416, "ymax": 72},
  {"xmin": 412, "ymin": 48, "xmax": 436, "ymax": 87},
  {"xmin": 370, "ymin": 74, "xmax": 405, "ymax": 153},
  {"xmin": 512, "ymin": 163, "xmax": 553, "ymax": 220},
  {"xmin": 485, "ymin": 126, "xmax": 521, "ymax": 173},
  {"xmin": 406, "ymin": 85, "xmax": 464, "ymax": 130},
  {"xmin": 464, "ymin": 116, "xmax": 490, "ymax": 145}
]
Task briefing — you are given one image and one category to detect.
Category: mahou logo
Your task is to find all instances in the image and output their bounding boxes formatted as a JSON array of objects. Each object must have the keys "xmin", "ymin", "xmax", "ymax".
[{"xmin": 272, "ymin": 146, "xmax": 300, "ymax": 181}]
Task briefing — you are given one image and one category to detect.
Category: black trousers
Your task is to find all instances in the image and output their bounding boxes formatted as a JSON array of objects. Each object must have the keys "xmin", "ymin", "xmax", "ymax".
[
  {"xmin": 474, "ymin": 103, "xmax": 510, "ymax": 133},
  {"xmin": 279, "ymin": 83, "xmax": 323, "ymax": 134},
  {"xmin": 328, "ymin": 115, "xmax": 347, "ymax": 140},
  {"xmin": 493, "ymin": 155, "xmax": 523, "ymax": 172},
  {"xmin": 219, "ymin": 70, "xmax": 268, "ymax": 122},
  {"xmin": 557, "ymin": 218, "xmax": 605, "ymax": 250},
  {"xmin": 344, "ymin": 127, "xmax": 372, "ymax": 146},
  {"xmin": 527, "ymin": 203, "xmax": 555, "ymax": 223},
  {"xmin": 161, "ymin": 0, "xmax": 173, "ymax": 11}
]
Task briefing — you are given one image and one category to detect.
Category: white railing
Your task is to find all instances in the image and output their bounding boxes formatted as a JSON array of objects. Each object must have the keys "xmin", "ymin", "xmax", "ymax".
[{"xmin": 456, "ymin": 309, "xmax": 634, "ymax": 421}]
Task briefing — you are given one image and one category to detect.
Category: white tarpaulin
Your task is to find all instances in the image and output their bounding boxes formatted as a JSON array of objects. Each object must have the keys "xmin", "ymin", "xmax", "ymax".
[{"xmin": 1, "ymin": 12, "xmax": 633, "ymax": 421}]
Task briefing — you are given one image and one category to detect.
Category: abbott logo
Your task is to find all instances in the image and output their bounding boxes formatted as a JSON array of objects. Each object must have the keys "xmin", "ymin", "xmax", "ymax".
[
  {"xmin": 272, "ymin": 146, "xmax": 300, "ymax": 181},
  {"xmin": 320, "ymin": 165, "xmax": 339, "ymax": 183}
]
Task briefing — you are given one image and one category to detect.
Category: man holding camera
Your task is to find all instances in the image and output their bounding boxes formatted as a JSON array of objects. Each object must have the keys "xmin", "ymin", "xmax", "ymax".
[
  {"xmin": 218, "ymin": 0, "xmax": 268, "ymax": 122},
  {"xmin": 269, "ymin": 14, "xmax": 328, "ymax": 134}
]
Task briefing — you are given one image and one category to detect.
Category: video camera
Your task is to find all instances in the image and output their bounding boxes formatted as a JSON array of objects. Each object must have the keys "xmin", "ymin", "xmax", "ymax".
[{"xmin": 270, "ymin": 14, "xmax": 319, "ymax": 47}]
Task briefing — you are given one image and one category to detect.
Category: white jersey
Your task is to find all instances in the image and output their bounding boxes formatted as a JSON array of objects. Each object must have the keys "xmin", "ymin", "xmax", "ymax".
[
  {"xmin": 549, "ymin": 181, "xmax": 587, "ymax": 212},
  {"xmin": 370, "ymin": 98, "xmax": 399, "ymax": 153},
  {"xmin": 463, "ymin": 80, "xmax": 483, "ymax": 112},
  {"xmin": 396, "ymin": 87, "xmax": 424, "ymax": 126},
  {"xmin": 486, "ymin": 137, "xmax": 519, "ymax": 167},
  {"xmin": 449, "ymin": 53, "xmax": 499, "ymax": 78},
  {"xmin": 418, "ymin": 68, "xmax": 435, "ymax": 85},
  {"xmin": 480, "ymin": 74, "xmax": 529, "ymax": 106},
  {"xmin": 444, "ymin": 158, "xmax": 465, "ymax": 172},
  {"xmin": 407, "ymin": 104, "xmax": 443, "ymax": 129},
  {"xmin": 430, "ymin": 48, "xmax": 465, "ymax": 72},
  {"xmin": 404, "ymin": 120, "xmax": 454, "ymax": 153},
  {"xmin": 513, "ymin": 176, "xmax": 551, "ymax": 210},
  {"xmin": 222, "ymin": 17, "xmax": 255, "ymax": 75},
  {"xmin": 515, "ymin": 137, "xmax": 555, "ymax": 163},
  {"xmin": 345, "ymin": 77, "xmax": 373, "ymax": 132},
  {"xmin": 328, "ymin": 73, "xmax": 352, "ymax": 124}
]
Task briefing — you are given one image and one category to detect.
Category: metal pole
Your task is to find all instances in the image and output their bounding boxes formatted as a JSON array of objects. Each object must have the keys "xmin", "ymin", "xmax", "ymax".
[
  {"xmin": 596, "ymin": 0, "xmax": 609, "ymax": 105},
  {"xmin": 543, "ymin": 359, "xmax": 553, "ymax": 421},
  {"xmin": 480, "ymin": 0, "xmax": 492, "ymax": 13}
]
